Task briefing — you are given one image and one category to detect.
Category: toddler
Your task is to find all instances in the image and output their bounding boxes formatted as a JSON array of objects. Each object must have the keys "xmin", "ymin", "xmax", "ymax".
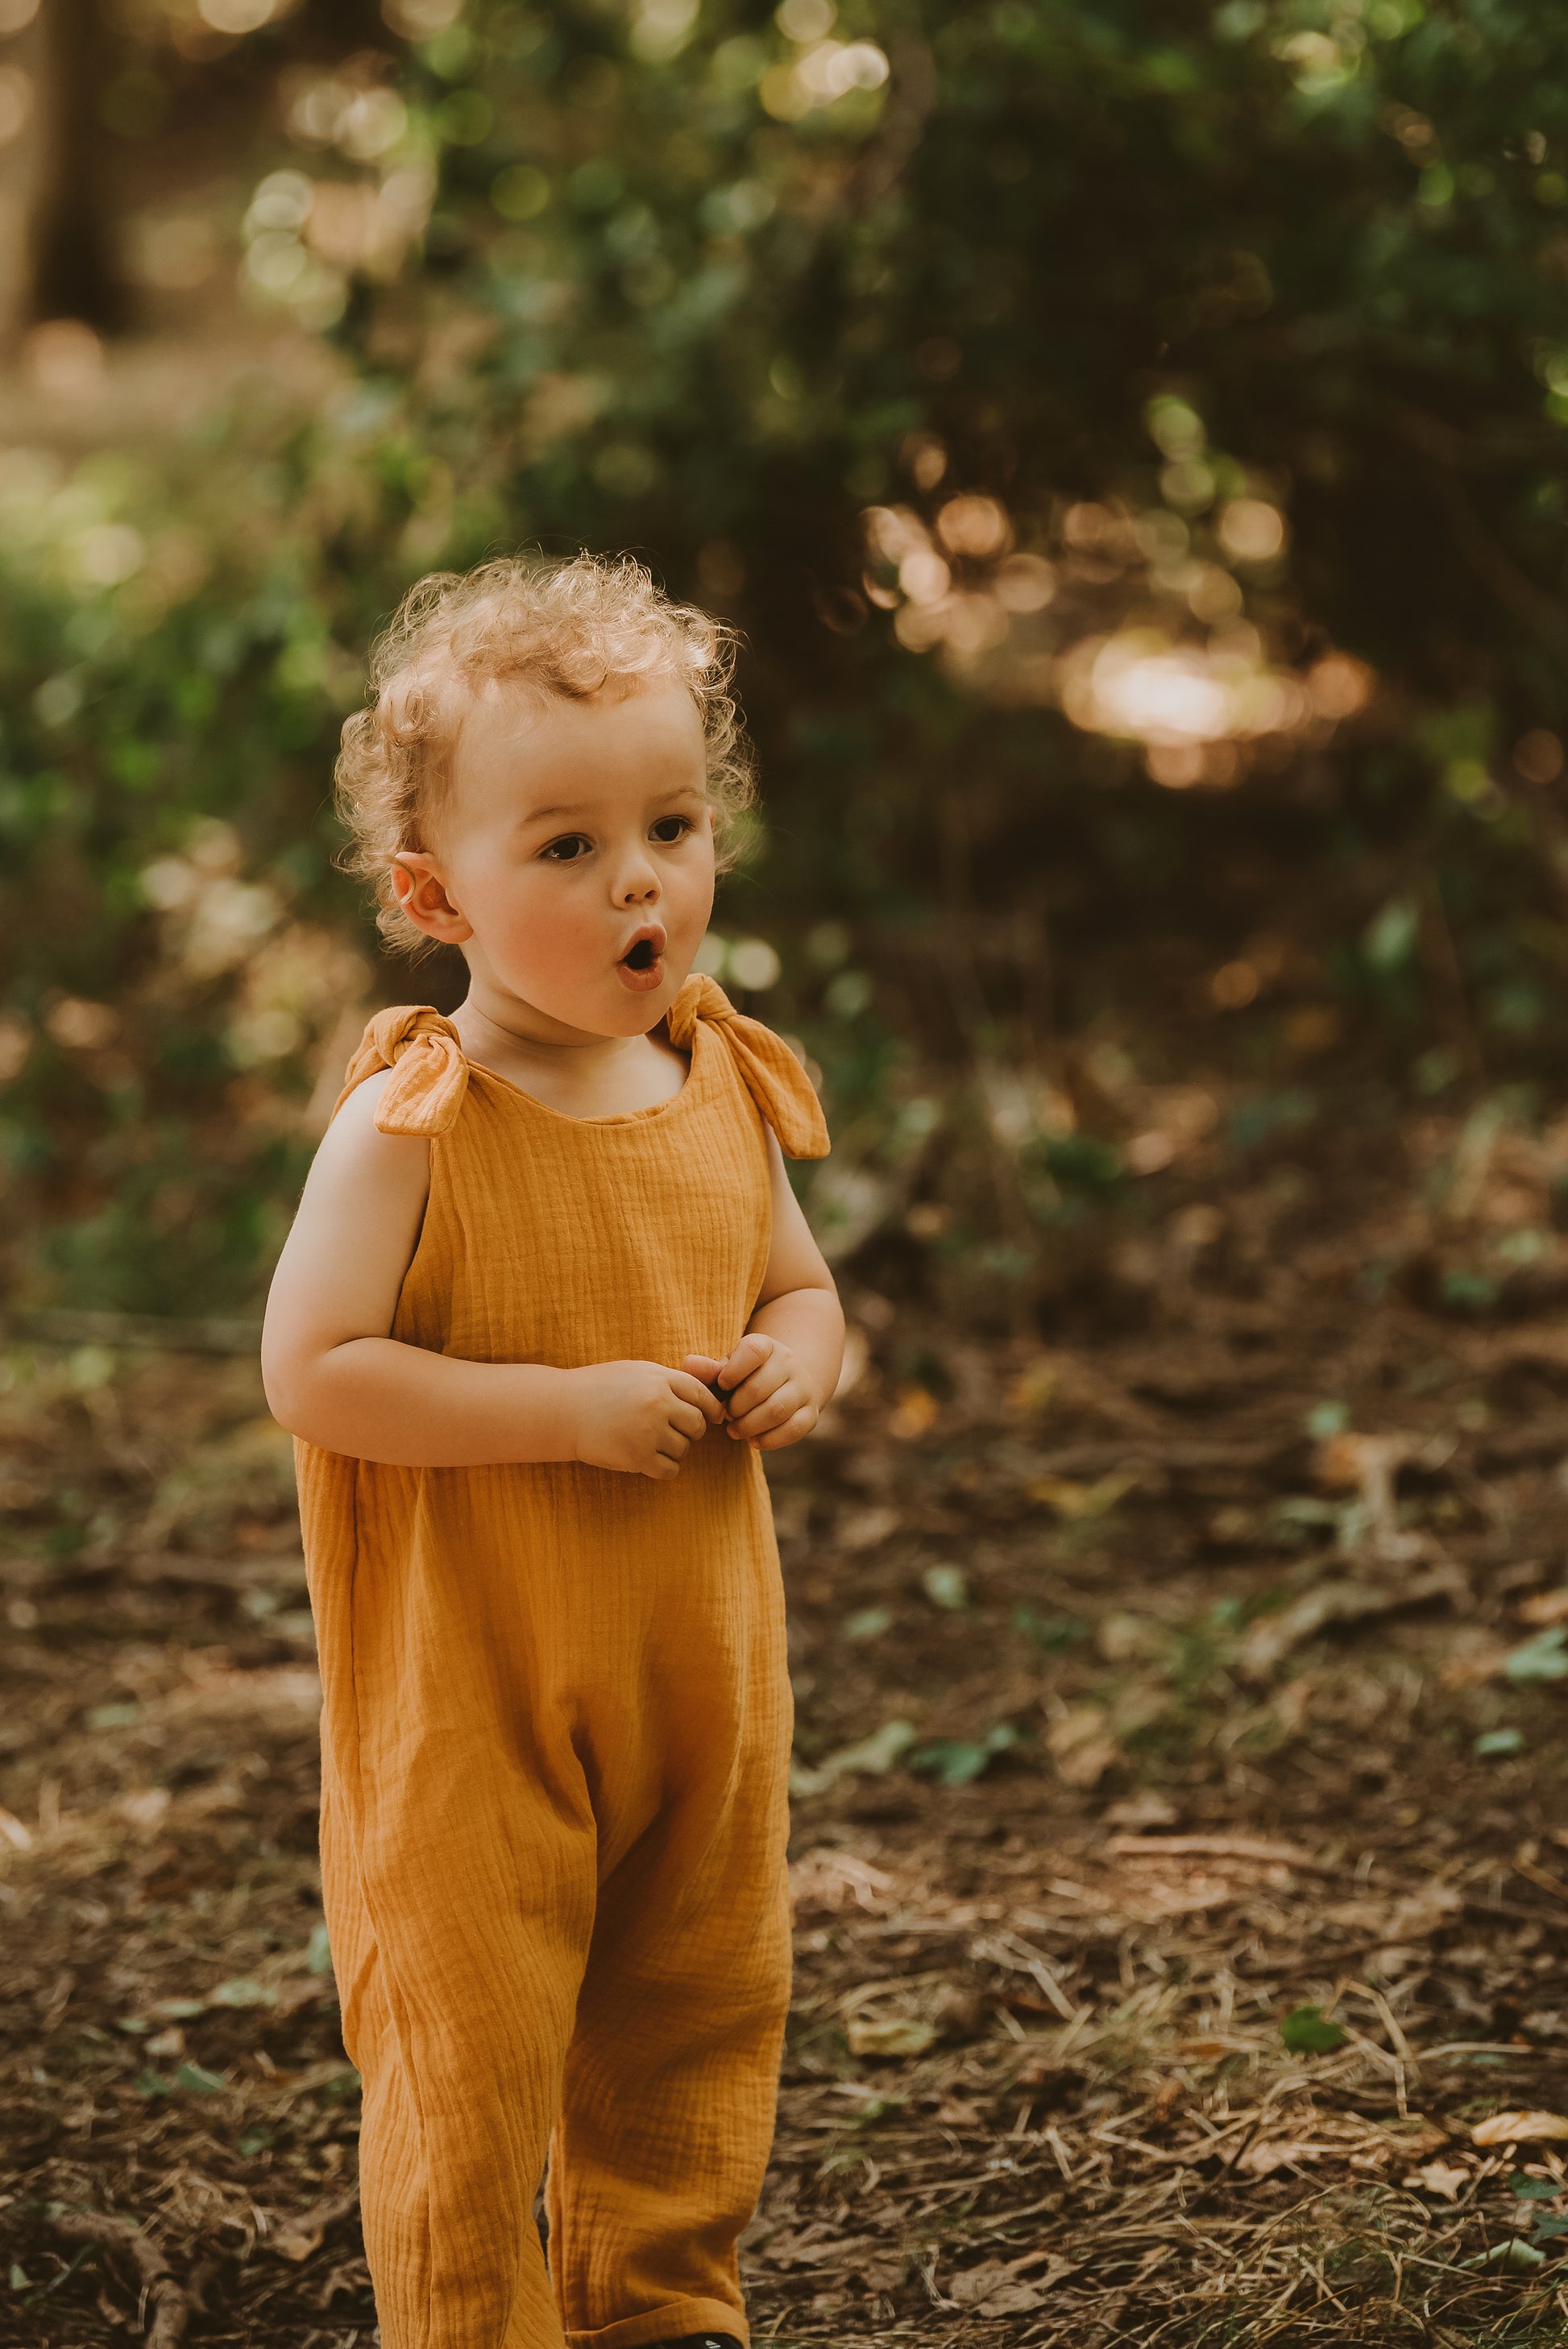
[{"xmin": 262, "ymin": 554, "xmax": 844, "ymax": 2349}]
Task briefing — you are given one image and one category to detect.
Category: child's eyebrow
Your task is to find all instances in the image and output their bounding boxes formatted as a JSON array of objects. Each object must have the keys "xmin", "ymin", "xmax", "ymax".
[{"xmin": 521, "ymin": 779, "xmax": 708, "ymax": 827}]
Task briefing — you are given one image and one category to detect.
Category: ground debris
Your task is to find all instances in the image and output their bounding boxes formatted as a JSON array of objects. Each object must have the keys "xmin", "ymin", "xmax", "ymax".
[{"xmin": 6, "ymin": 1147, "xmax": 1568, "ymax": 2343}]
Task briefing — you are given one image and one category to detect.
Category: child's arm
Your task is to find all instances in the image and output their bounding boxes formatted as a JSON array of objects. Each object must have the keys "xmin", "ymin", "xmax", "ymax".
[
  {"xmin": 684, "ymin": 1133, "xmax": 844, "ymax": 1450},
  {"xmin": 262, "ymin": 1074, "xmax": 722, "ymax": 1476}
]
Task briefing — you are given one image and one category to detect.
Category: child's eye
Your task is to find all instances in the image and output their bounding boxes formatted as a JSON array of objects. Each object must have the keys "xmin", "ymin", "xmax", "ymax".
[
  {"xmin": 649, "ymin": 816, "xmax": 694, "ymax": 845},
  {"xmin": 541, "ymin": 834, "xmax": 592, "ymax": 863}
]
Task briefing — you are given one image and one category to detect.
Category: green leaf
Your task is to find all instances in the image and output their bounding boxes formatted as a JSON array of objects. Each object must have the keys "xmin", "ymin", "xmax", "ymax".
[
  {"xmin": 1014, "ymin": 1607, "xmax": 1089, "ymax": 1651},
  {"xmin": 1363, "ymin": 896, "xmax": 1419, "ymax": 973},
  {"xmin": 1504, "ymin": 1628, "xmax": 1568, "ymax": 1681},
  {"xmin": 842, "ymin": 1605, "xmax": 894, "ymax": 1642},
  {"xmin": 208, "ymin": 1977, "xmax": 276, "ymax": 2008},
  {"xmin": 921, "ymin": 1564, "xmax": 969, "ymax": 1612},
  {"xmin": 909, "ymin": 1724, "xmax": 1020, "ymax": 1787},
  {"xmin": 1468, "ymin": 2239, "xmax": 1546, "ymax": 2273},
  {"xmin": 1280, "ymin": 2005, "xmax": 1346, "ymax": 2053},
  {"xmin": 306, "ymin": 1921, "xmax": 334, "ymax": 1975},
  {"xmin": 1476, "ymin": 1728, "xmax": 1526, "ymax": 1756},
  {"xmin": 173, "ymin": 2062, "xmax": 229, "ymax": 2094}
]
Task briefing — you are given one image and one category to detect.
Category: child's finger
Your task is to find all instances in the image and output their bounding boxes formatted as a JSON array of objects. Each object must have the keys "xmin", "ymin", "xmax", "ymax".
[
  {"xmin": 721, "ymin": 1357, "xmax": 789, "ymax": 1418},
  {"xmin": 726, "ymin": 1384, "xmax": 802, "ymax": 1441},
  {"xmin": 669, "ymin": 1395, "xmax": 710, "ymax": 1441},
  {"xmin": 670, "ymin": 1372, "xmax": 725, "ymax": 1425},
  {"xmin": 680, "ymin": 1352, "xmax": 724, "ymax": 1386},
  {"xmin": 753, "ymin": 1405, "xmax": 818, "ymax": 1451},
  {"xmin": 715, "ymin": 1332, "xmax": 772, "ymax": 1391}
]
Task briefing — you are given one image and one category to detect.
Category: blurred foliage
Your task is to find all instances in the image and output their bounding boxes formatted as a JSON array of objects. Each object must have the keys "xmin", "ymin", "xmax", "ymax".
[{"xmin": 9, "ymin": 0, "xmax": 1568, "ymax": 1311}]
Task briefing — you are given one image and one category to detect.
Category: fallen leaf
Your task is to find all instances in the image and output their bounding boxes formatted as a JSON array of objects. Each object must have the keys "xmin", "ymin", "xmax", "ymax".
[
  {"xmin": 890, "ymin": 1385, "xmax": 939, "ymax": 1438},
  {"xmin": 948, "ymin": 2256, "xmax": 1052, "ymax": 2314},
  {"xmin": 1380, "ymin": 1880, "xmax": 1465, "ymax": 1942},
  {"xmin": 789, "ymin": 1719, "xmax": 915, "ymax": 1797},
  {"xmin": 1028, "ymin": 1470, "xmax": 1139, "ymax": 1520},
  {"xmin": 908, "ymin": 1724, "xmax": 1018, "ymax": 1787},
  {"xmin": 209, "ymin": 1977, "xmax": 277, "ymax": 2009},
  {"xmin": 845, "ymin": 2015, "xmax": 938, "ymax": 2058},
  {"xmin": 1473, "ymin": 2110, "xmax": 1568, "ymax": 2147},
  {"xmin": 1468, "ymin": 2238, "xmax": 1545, "ymax": 2272},
  {"xmin": 921, "ymin": 1563, "xmax": 969, "ymax": 1612},
  {"xmin": 1238, "ymin": 2137, "xmax": 1334, "ymax": 2175},
  {"xmin": 118, "ymin": 1787, "xmax": 172, "ymax": 1832},
  {"xmin": 838, "ymin": 1504, "xmax": 899, "ymax": 1553},
  {"xmin": 1518, "ymin": 1586, "xmax": 1568, "ymax": 1626},
  {"xmin": 1097, "ymin": 1612, "xmax": 1160, "ymax": 1663},
  {"xmin": 1406, "ymin": 2159, "xmax": 1471, "ymax": 2201},
  {"xmin": 173, "ymin": 2061, "xmax": 228, "ymax": 2094},
  {"xmin": 268, "ymin": 2188, "xmax": 359, "ymax": 2264},
  {"xmin": 1047, "ymin": 1705, "xmax": 1120, "ymax": 1789},
  {"xmin": 1504, "ymin": 1628, "xmax": 1568, "ymax": 1682},
  {"xmin": 1280, "ymin": 2005, "xmax": 1347, "ymax": 2053}
]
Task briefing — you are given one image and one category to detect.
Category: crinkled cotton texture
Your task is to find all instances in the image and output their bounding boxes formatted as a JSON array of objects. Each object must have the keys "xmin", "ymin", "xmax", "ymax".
[{"xmin": 297, "ymin": 978, "xmax": 828, "ymax": 2349}]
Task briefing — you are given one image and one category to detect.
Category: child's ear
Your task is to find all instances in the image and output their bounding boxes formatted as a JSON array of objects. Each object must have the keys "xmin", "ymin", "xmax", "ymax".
[{"xmin": 392, "ymin": 853, "xmax": 475, "ymax": 945}]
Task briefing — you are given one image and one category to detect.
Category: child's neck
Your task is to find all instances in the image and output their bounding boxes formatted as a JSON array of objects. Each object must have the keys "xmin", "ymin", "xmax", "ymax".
[{"xmin": 451, "ymin": 987, "xmax": 688, "ymax": 1121}]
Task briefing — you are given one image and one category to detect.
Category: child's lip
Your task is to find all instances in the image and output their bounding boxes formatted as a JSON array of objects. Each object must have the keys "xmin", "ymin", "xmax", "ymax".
[
  {"xmin": 616, "ymin": 952, "xmax": 666, "ymax": 993},
  {"xmin": 616, "ymin": 922, "xmax": 667, "ymax": 991}
]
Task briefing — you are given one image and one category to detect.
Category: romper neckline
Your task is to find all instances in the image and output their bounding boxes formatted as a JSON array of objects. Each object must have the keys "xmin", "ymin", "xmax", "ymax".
[{"xmin": 460, "ymin": 1019, "xmax": 707, "ymax": 1132}]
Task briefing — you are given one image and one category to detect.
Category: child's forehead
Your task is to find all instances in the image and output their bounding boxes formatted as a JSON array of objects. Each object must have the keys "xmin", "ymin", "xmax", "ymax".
[{"xmin": 444, "ymin": 667, "xmax": 707, "ymax": 806}]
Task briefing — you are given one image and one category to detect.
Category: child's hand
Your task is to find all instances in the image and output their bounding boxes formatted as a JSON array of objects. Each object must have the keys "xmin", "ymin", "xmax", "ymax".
[
  {"xmin": 684, "ymin": 1336, "xmax": 823, "ymax": 1451},
  {"xmin": 567, "ymin": 1360, "xmax": 724, "ymax": 1480}
]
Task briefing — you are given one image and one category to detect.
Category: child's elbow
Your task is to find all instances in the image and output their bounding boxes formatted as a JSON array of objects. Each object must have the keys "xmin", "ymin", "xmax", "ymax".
[{"xmin": 259, "ymin": 1333, "xmax": 313, "ymax": 1439}]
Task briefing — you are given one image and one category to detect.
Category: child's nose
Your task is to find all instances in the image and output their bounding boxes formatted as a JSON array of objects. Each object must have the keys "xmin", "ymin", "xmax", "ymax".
[{"xmin": 614, "ymin": 853, "xmax": 662, "ymax": 903}]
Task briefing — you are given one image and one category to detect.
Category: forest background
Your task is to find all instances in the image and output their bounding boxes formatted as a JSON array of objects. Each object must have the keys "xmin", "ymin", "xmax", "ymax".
[{"xmin": 6, "ymin": 0, "xmax": 1568, "ymax": 1322}]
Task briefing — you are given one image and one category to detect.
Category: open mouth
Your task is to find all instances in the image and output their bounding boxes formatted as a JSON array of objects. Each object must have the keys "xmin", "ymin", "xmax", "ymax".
[{"xmin": 616, "ymin": 923, "xmax": 667, "ymax": 991}]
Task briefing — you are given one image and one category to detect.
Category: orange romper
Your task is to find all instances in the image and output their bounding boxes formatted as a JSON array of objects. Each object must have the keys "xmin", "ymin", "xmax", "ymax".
[{"xmin": 295, "ymin": 976, "xmax": 829, "ymax": 2349}]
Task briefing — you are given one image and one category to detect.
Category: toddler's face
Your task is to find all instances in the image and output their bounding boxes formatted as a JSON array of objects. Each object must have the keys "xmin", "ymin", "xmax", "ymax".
[{"xmin": 396, "ymin": 673, "xmax": 716, "ymax": 1039}]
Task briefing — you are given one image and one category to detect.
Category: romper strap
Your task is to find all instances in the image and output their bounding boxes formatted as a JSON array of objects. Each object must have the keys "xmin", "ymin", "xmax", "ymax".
[
  {"xmin": 666, "ymin": 973, "xmax": 829, "ymax": 1160},
  {"xmin": 334, "ymin": 1006, "xmax": 470, "ymax": 1136}
]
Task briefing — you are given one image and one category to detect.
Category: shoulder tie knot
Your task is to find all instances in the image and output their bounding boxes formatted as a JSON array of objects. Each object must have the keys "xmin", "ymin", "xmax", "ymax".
[
  {"xmin": 334, "ymin": 1006, "xmax": 470, "ymax": 1136},
  {"xmin": 666, "ymin": 973, "xmax": 829, "ymax": 1160}
]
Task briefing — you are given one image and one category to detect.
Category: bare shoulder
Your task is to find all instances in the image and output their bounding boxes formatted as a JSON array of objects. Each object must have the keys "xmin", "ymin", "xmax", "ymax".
[
  {"xmin": 306, "ymin": 1070, "xmax": 432, "ymax": 1204},
  {"xmin": 263, "ymin": 1072, "xmax": 433, "ymax": 1378}
]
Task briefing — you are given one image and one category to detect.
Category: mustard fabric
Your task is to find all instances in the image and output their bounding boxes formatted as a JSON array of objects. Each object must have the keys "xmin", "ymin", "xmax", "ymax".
[{"xmin": 297, "ymin": 977, "xmax": 829, "ymax": 2349}]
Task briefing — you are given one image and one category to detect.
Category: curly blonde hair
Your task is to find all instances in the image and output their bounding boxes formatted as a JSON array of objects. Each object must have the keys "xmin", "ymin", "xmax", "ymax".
[{"xmin": 334, "ymin": 551, "xmax": 756, "ymax": 956}]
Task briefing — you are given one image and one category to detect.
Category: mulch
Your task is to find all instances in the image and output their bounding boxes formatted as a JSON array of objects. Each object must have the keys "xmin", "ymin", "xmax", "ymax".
[{"xmin": 5, "ymin": 1100, "xmax": 1568, "ymax": 2344}]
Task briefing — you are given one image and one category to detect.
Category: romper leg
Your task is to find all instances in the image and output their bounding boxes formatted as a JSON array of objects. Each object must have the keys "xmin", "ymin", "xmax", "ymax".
[
  {"xmin": 328, "ymin": 1745, "xmax": 600, "ymax": 2349},
  {"xmin": 545, "ymin": 1637, "xmax": 793, "ymax": 2349},
  {"xmin": 322, "ymin": 1481, "xmax": 603, "ymax": 2349}
]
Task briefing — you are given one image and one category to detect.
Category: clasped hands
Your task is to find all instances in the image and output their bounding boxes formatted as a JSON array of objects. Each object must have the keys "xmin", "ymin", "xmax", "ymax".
[{"xmin": 569, "ymin": 1332, "xmax": 822, "ymax": 1480}]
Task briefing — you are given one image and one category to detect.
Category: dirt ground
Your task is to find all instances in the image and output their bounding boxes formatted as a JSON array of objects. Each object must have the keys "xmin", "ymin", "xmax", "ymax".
[{"xmin": 6, "ymin": 1101, "xmax": 1568, "ymax": 2346}]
